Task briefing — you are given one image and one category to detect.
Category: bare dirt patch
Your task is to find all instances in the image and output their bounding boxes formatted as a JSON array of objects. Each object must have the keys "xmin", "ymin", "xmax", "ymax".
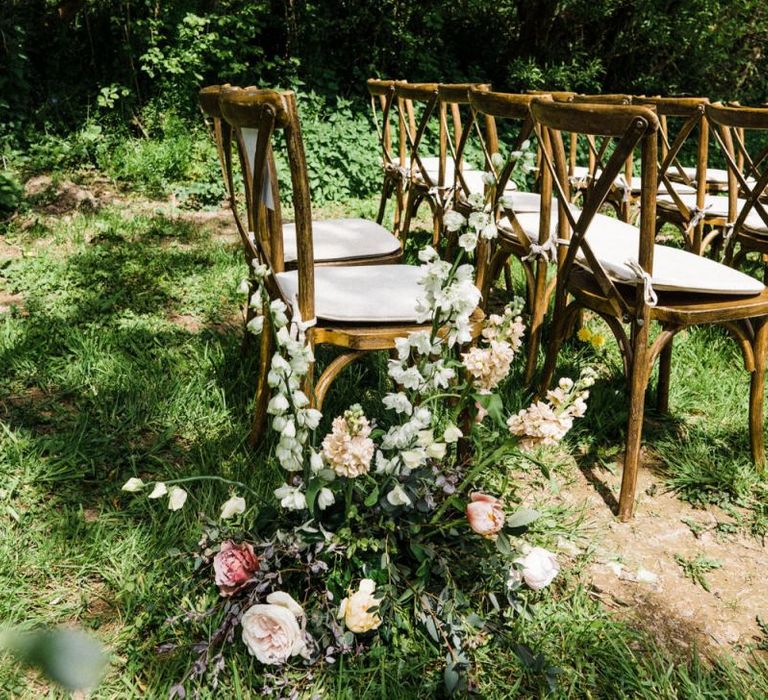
[{"xmin": 542, "ymin": 453, "xmax": 768, "ymax": 661}]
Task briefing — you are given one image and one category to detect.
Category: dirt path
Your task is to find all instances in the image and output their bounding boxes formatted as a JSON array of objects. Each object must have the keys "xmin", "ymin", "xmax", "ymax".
[{"xmin": 544, "ymin": 454, "xmax": 768, "ymax": 661}]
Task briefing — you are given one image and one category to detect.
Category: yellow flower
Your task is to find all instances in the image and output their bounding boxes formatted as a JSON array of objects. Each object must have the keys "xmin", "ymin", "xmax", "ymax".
[
  {"xmin": 590, "ymin": 333, "xmax": 606, "ymax": 349},
  {"xmin": 576, "ymin": 327, "xmax": 593, "ymax": 343}
]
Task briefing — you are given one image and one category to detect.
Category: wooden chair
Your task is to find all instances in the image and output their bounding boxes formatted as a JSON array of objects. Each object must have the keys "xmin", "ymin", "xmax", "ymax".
[
  {"xmin": 199, "ymin": 84, "xmax": 402, "ymax": 270},
  {"xmin": 397, "ymin": 82, "xmax": 490, "ymax": 246},
  {"xmin": 219, "ymin": 88, "xmax": 485, "ymax": 444},
  {"xmin": 706, "ymin": 102, "xmax": 768, "ymax": 284},
  {"xmin": 533, "ymin": 98, "xmax": 768, "ymax": 520},
  {"xmin": 367, "ymin": 78, "xmax": 408, "ymax": 236},
  {"xmin": 464, "ymin": 88, "xmax": 551, "ymax": 383},
  {"xmin": 568, "ymin": 94, "xmax": 635, "ymax": 222}
]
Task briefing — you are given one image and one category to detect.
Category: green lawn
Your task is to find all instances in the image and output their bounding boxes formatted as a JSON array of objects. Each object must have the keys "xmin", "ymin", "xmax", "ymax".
[{"xmin": 1, "ymin": 195, "xmax": 767, "ymax": 698}]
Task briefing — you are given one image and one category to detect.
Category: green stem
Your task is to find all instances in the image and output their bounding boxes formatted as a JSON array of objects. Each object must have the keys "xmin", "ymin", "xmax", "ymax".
[
  {"xmin": 344, "ymin": 479, "xmax": 354, "ymax": 521},
  {"xmin": 159, "ymin": 476, "xmax": 263, "ymax": 500}
]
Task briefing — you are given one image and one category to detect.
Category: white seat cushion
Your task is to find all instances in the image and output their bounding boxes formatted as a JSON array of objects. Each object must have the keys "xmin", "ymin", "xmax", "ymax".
[
  {"xmin": 671, "ymin": 166, "xmax": 755, "ymax": 188},
  {"xmin": 656, "ymin": 193, "xmax": 742, "ymax": 218},
  {"xmin": 416, "ymin": 156, "xmax": 516, "ymax": 194},
  {"xmin": 274, "ymin": 265, "xmax": 425, "ymax": 322},
  {"xmin": 512, "ymin": 209, "xmax": 764, "ymax": 296},
  {"xmin": 281, "ymin": 218, "xmax": 400, "ymax": 264},
  {"xmin": 570, "ymin": 166, "xmax": 695, "ymax": 195},
  {"xmin": 744, "ymin": 209, "xmax": 768, "ymax": 235}
]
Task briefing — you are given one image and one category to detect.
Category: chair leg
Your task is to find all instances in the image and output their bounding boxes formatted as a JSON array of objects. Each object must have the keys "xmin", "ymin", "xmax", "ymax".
[
  {"xmin": 656, "ymin": 336, "xmax": 673, "ymax": 414},
  {"xmin": 312, "ymin": 351, "xmax": 366, "ymax": 411},
  {"xmin": 618, "ymin": 321, "xmax": 652, "ymax": 521},
  {"xmin": 400, "ymin": 189, "xmax": 418, "ymax": 246},
  {"xmin": 524, "ymin": 259, "xmax": 548, "ymax": 385},
  {"xmin": 376, "ymin": 177, "xmax": 391, "ymax": 226},
  {"xmin": 749, "ymin": 319, "xmax": 768, "ymax": 468},
  {"xmin": 538, "ymin": 292, "xmax": 576, "ymax": 395},
  {"xmin": 393, "ymin": 181, "xmax": 404, "ymax": 237},
  {"xmin": 432, "ymin": 202, "xmax": 443, "ymax": 247},
  {"xmin": 247, "ymin": 312, "xmax": 274, "ymax": 448}
]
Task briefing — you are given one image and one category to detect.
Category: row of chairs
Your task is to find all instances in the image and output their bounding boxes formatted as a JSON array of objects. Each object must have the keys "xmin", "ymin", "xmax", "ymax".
[{"xmin": 198, "ymin": 82, "xmax": 768, "ymax": 521}]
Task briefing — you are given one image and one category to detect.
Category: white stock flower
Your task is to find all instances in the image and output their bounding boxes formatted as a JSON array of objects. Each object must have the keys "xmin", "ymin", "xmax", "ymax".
[
  {"xmin": 168, "ymin": 486, "xmax": 188, "ymax": 511},
  {"xmin": 121, "ymin": 477, "xmax": 145, "ymax": 492},
  {"xmin": 251, "ymin": 262, "xmax": 269, "ymax": 280},
  {"xmin": 321, "ymin": 406, "xmax": 375, "ymax": 478},
  {"xmin": 317, "ymin": 487, "xmax": 335, "ymax": 511},
  {"xmin": 267, "ymin": 394, "xmax": 290, "ymax": 415},
  {"xmin": 481, "ymin": 171, "xmax": 496, "ymax": 186},
  {"xmin": 458, "ymin": 231, "xmax": 478, "ymax": 252},
  {"xmin": 382, "ymin": 392, "xmax": 413, "ymax": 416},
  {"xmin": 274, "ymin": 483, "xmax": 307, "ymax": 510},
  {"xmin": 418, "ymin": 246, "xmax": 440, "ymax": 263},
  {"xmin": 400, "ymin": 448, "xmax": 426, "ymax": 472},
  {"xmin": 443, "ymin": 209, "xmax": 467, "ymax": 232},
  {"xmin": 443, "ymin": 424, "xmax": 463, "ymax": 443},
  {"xmin": 246, "ymin": 316, "xmax": 265, "ymax": 335},
  {"xmin": 481, "ymin": 222, "xmax": 498, "ymax": 240},
  {"xmin": 491, "ymin": 152, "xmax": 505, "ymax": 169},
  {"xmin": 148, "ymin": 482, "xmax": 167, "ymax": 499},
  {"xmin": 237, "ymin": 279, "xmax": 251, "ymax": 295},
  {"xmin": 386, "ymin": 483, "xmax": 412, "ymax": 507},
  {"xmin": 426, "ymin": 442, "xmax": 447, "ymax": 460},
  {"xmin": 270, "ymin": 299, "xmax": 289, "ymax": 327},
  {"xmin": 338, "ymin": 579, "xmax": 382, "ymax": 633},
  {"xmin": 310, "ymin": 450, "xmax": 324, "ymax": 474},
  {"xmin": 515, "ymin": 547, "xmax": 559, "ymax": 590},
  {"xmin": 220, "ymin": 495, "xmax": 246, "ymax": 520}
]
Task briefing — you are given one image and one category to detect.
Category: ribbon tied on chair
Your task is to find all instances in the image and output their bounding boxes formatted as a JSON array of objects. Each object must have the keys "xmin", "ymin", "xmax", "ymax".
[{"xmin": 624, "ymin": 259, "xmax": 658, "ymax": 307}]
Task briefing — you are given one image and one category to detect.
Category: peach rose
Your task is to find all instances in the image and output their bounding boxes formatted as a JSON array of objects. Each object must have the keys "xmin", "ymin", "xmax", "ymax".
[{"xmin": 466, "ymin": 492, "xmax": 505, "ymax": 539}]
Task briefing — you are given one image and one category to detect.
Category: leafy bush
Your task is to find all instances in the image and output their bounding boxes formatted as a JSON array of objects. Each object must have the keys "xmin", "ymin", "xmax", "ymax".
[{"xmin": 0, "ymin": 170, "xmax": 23, "ymax": 221}]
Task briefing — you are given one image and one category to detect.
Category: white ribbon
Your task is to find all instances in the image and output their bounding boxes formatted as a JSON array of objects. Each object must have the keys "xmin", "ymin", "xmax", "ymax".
[
  {"xmin": 290, "ymin": 293, "xmax": 317, "ymax": 336},
  {"xmin": 624, "ymin": 259, "xmax": 658, "ymax": 307},
  {"xmin": 722, "ymin": 221, "xmax": 736, "ymax": 245},
  {"xmin": 522, "ymin": 236, "xmax": 558, "ymax": 263},
  {"xmin": 684, "ymin": 204, "xmax": 712, "ymax": 235},
  {"xmin": 614, "ymin": 175, "xmax": 632, "ymax": 203}
]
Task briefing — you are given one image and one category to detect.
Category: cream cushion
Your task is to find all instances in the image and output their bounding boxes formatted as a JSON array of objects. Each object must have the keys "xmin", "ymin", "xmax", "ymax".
[
  {"xmin": 281, "ymin": 219, "xmax": 400, "ymax": 263},
  {"xmin": 744, "ymin": 209, "xmax": 768, "ymax": 235},
  {"xmin": 274, "ymin": 265, "xmax": 424, "ymax": 322},
  {"xmin": 671, "ymin": 166, "xmax": 755, "ymax": 188},
  {"xmin": 417, "ymin": 156, "xmax": 516, "ymax": 195},
  {"xmin": 512, "ymin": 209, "xmax": 764, "ymax": 296},
  {"xmin": 570, "ymin": 166, "xmax": 695, "ymax": 195},
  {"xmin": 656, "ymin": 193, "xmax": 743, "ymax": 218}
]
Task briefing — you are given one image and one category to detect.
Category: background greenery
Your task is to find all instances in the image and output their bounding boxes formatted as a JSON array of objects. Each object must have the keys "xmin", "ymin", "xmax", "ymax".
[{"xmin": 2, "ymin": 0, "xmax": 768, "ymax": 213}]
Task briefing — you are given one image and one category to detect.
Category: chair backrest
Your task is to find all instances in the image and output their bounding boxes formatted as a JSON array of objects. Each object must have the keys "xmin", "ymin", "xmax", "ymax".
[
  {"xmin": 367, "ymin": 78, "xmax": 406, "ymax": 175},
  {"xmin": 220, "ymin": 88, "xmax": 315, "ymax": 322},
  {"xmin": 706, "ymin": 102, "xmax": 768, "ymax": 238},
  {"xmin": 527, "ymin": 90, "xmax": 575, "ymax": 103},
  {"xmin": 465, "ymin": 89, "xmax": 547, "ymax": 254},
  {"xmin": 634, "ymin": 96, "xmax": 709, "ymax": 208},
  {"xmin": 531, "ymin": 98, "xmax": 660, "ymax": 319},
  {"xmin": 199, "ymin": 83, "xmax": 256, "ymax": 262},
  {"xmin": 569, "ymin": 94, "xmax": 634, "ymax": 187}
]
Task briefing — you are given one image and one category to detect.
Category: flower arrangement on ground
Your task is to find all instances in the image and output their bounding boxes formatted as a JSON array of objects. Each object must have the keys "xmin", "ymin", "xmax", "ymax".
[{"xmin": 121, "ymin": 149, "xmax": 593, "ymax": 696}]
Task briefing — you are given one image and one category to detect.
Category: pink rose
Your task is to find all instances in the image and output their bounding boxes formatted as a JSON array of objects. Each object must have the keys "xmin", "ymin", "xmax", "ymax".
[
  {"xmin": 466, "ymin": 492, "xmax": 505, "ymax": 538},
  {"xmin": 213, "ymin": 540, "xmax": 259, "ymax": 597}
]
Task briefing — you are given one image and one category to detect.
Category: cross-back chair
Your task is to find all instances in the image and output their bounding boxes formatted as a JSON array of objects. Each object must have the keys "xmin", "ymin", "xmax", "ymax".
[
  {"xmin": 532, "ymin": 98, "xmax": 768, "ymax": 520},
  {"xmin": 397, "ymin": 82, "xmax": 490, "ymax": 246},
  {"xmin": 706, "ymin": 102, "xmax": 768, "ymax": 283},
  {"xmin": 464, "ymin": 88, "xmax": 552, "ymax": 382},
  {"xmin": 367, "ymin": 78, "xmax": 408, "ymax": 236},
  {"xmin": 199, "ymin": 84, "xmax": 401, "ymax": 272},
  {"xmin": 219, "ymin": 88, "xmax": 485, "ymax": 444},
  {"xmin": 632, "ymin": 96, "xmax": 722, "ymax": 255},
  {"xmin": 567, "ymin": 94, "xmax": 636, "ymax": 221}
]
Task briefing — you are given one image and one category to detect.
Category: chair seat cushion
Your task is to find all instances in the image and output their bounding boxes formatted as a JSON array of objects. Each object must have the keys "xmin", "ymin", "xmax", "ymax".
[
  {"xmin": 745, "ymin": 209, "xmax": 768, "ymax": 234},
  {"xmin": 416, "ymin": 156, "xmax": 516, "ymax": 194},
  {"xmin": 570, "ymin": 166, "xmax": 695, "ymax": 195},
  {"xmin": 274, "ymin": 264, "xmax": 425, "ymax": 322},
  {"xmin": 512, "ymin": 210, "xmax": 765, "ymax": 296},
  {"xmin": 656, "ymin": 193, "xmax": 742, "ymax": 219},
  {"xmin": 281, "ymin": 218, "xmax": 400, "ymax": 263},
  {"xmin": 671, "ymin": 166, "xmax": 755, "ymax": 188}
]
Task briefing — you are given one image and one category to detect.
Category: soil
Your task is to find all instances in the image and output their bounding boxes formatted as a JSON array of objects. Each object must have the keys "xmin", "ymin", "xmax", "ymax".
[{"xmin": 539, "ymin": 451, "xmax": 768, "ymax": 662}]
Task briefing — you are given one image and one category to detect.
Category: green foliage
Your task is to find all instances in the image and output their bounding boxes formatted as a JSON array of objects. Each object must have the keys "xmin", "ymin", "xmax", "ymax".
[{"xmin": 0, "ymin": 171, "xmax": 23, "ymax": 221}]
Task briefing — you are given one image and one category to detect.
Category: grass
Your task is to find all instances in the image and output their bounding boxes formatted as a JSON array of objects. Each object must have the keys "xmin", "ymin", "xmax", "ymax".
[{"xmin": 1, "ymin": 192, "xmax": 768, "ymax": 698}]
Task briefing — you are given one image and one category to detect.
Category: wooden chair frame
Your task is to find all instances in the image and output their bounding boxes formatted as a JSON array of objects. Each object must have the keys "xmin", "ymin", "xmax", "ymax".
[
  {"xmin": 219, "ymin": 88, "xmax": 485, "ymax": 444},
  {"xmin": 367, "ymin": 78, "xmax": 407, "ymax": 236},
  {"xmin": 397, "ymin": 82, "xmax": 490, "ymax": 246},
  {"xmin": 706, "ymin": 102, "xmax": 768, "ymax": 283},
  {"xmin": 633, "ymin": 96, "xmax": 718, "ymax": 254},
  {"xmin": 533, "ymin": 98, "xmax": 768, "ymax": 521},
  {"xmin": 464, "ymin": 88, "xmax": 550, "ymax": 383}
]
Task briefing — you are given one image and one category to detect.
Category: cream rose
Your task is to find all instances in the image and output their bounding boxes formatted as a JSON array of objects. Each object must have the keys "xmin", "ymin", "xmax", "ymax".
[
  {"xmin": 515, "ymin": 547, "xmax": 559, "ymax": 590},
  {"xmin": 338, "ymin": 579, "xmax": 382, "ymax": 634},
  {"xmin": 241, "ymin": 592, "xmax": 310, "ymax": 665}
]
